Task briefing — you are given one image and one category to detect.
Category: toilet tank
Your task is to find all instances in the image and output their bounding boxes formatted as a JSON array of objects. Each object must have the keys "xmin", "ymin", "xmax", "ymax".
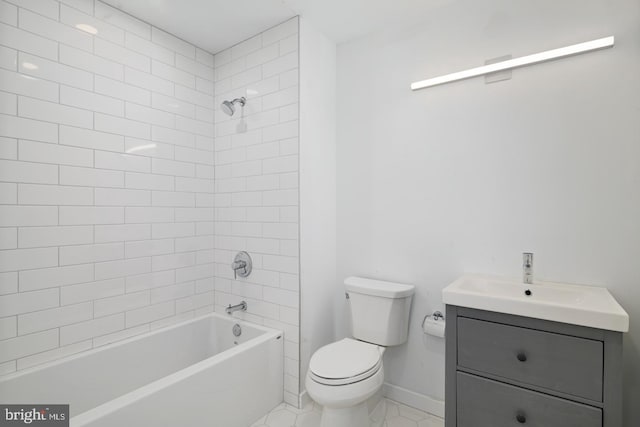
[{"xmin": 345, "ymin": 277, "xmax": 415, "ymax": 346}]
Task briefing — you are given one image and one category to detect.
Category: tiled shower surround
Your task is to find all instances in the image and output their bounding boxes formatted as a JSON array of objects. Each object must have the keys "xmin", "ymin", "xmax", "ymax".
[
  {"xmin": 0, "ymin": 0, "xmax": 300, "ymax": 401},
  {"xmin": 0, "ymin": 0, "xmax": 216, "ymax": 373},
  {"xmin": 212, "ymin": 18, "xmax": 300, "ymax": 405}
]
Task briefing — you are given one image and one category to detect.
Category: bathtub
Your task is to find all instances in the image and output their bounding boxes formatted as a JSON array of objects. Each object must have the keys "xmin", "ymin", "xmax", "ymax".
[{"xmin": 0, "ymin": 313, "xmax": 283, "ymax": 427}]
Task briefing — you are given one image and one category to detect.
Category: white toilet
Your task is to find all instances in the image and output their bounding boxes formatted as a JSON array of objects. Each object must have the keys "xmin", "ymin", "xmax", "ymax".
[{"xmin": 305, "ymin": 276, "xmax": 415, "ymax": 427}]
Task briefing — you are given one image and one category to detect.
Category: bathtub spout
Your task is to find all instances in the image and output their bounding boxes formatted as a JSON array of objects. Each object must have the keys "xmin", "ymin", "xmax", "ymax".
[{"xmin": 226, "ymin": 301, "xmax": 247, "ymax": 315}]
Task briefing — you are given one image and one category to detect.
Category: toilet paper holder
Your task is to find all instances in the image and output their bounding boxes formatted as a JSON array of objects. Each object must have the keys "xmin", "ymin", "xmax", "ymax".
[
  {"xmin": 422, "ymin": 310, "xmax": 446, "ymax": 338},
  {"xmin": 422, "ymin": 311, "xmax": 445, "ymax": 328}
]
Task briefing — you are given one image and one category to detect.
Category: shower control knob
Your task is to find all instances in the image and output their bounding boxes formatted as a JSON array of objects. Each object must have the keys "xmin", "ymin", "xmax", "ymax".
[{"xmin": 231, "ymin": 251, "xmax": 252, "ymax": 279}]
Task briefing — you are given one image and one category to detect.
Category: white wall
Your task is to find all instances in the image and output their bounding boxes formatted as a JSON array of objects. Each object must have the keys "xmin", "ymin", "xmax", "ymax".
[
  {"xmin": 299, "ymin": 17, "xmax": 337, "ymax": 397},
  {"xmin": 212, "ymin": 17, "xmax": 301, "ymax": 406},
  {"xmin": 336, "ymin": 0, "xmax": 640, "ymax": 424},
  {"xmin": 0, "ymin": 0, "xmax": 216, "ymax": 374}
]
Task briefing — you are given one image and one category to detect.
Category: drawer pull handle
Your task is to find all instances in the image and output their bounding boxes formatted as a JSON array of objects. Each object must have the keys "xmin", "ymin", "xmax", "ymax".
[
  {"xmin": 516, "ymin": 412, "xmax": 527, "ymax": 424},
  {"xmin": 517, "ymin": 352, "xmax": 527, "ymax": 362}
]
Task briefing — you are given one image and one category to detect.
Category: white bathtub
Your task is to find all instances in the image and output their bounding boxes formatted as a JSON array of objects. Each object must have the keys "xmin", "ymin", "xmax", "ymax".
[{"xmin": 0, "ymin": 313, "xmax": 283, "ymax": 427}]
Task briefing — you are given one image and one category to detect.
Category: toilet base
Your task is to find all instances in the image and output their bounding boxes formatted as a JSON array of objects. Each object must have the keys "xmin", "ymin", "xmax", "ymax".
[{"xmin": 320, "ymin": 401, "xmax": 369, "ymax": 427}]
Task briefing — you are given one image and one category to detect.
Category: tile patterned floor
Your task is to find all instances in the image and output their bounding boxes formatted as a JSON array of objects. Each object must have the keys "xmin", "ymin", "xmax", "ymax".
[{"xmin": 250, "ymin": 399, "xmax": 444, "ymax": 427}]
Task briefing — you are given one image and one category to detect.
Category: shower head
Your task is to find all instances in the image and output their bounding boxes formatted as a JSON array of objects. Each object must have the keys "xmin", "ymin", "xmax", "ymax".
[{"xmin": 221, "ymin": 97, "xmax": 246, "ymax": 116}]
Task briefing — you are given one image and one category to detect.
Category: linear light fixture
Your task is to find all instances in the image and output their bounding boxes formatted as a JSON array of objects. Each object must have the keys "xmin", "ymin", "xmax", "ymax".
[{"xmin": 411, "ymin": 36, "xmax": 614, "ymax": 91}]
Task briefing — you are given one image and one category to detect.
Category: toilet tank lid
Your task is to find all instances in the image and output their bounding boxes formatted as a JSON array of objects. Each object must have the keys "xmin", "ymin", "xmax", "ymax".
[{"xmin": 344, "ymin": 276, "xmax": 415, "ymax": 298}]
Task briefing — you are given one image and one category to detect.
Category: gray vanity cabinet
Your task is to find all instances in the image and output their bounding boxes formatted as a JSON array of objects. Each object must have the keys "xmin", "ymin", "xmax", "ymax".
[{"xmin": 445, "ymin": 306, "xmax": 623, "ymax": 427}]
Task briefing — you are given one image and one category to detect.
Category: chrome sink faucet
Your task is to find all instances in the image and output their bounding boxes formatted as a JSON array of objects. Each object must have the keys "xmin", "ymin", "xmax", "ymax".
[{"xmin": 523, "ymin": 253, "xmax": 534, "ymax": 284}]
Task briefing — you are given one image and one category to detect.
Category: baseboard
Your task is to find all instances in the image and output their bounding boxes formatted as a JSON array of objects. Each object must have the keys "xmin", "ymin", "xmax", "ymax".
[
  {"xmin": 299, "ymin": 383, "xmax": 445, "ymax": 419},
  {"xmin": 383, "ymin": 383, "xmax": 445, "ymax": 419}
]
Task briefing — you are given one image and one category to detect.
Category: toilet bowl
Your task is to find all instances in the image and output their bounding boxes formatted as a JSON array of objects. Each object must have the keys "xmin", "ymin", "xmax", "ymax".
[
  {"xmin": 306, "ymin": 339, "xmax": 385, "ymax": 427},
  {"xmin": 305, "ymin": 277, "xmax": 414, "ymax": 427}
]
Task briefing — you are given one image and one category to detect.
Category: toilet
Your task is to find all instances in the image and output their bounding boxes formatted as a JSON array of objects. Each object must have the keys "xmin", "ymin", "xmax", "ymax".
[{"xmin": 305, "ymin": 276, "xmax": 415, "ymax": 427}]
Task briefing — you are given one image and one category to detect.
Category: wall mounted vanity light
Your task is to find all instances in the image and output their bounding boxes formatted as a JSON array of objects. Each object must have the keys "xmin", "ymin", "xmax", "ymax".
[{"xmin": 410, "ymin": 36, "xmax": 614, "ymax": 91}]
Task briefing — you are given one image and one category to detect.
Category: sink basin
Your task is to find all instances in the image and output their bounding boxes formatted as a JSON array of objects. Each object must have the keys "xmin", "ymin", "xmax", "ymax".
[{"xmin": 442, "ymin": 275, "xmax": 629, "ymax": 332}]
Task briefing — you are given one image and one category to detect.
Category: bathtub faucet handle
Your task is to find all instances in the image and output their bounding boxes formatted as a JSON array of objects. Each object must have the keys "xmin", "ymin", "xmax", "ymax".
[
  {"xmin": 231, "ymin": 251, "xmax": 252, "ymax": 279},
  {"xmin": 231, "ymin": 260, "xmax": 246, "ymax": 279}
]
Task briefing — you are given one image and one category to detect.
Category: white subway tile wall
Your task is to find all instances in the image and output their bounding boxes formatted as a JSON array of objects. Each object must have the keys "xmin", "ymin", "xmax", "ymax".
[
  {"xmin": 0, "ymin": 0, "xmax": 216, "ymax": 374},
  {"xmin": 213, "ymin": 17, "xmax": 300, "ymax": 406}
]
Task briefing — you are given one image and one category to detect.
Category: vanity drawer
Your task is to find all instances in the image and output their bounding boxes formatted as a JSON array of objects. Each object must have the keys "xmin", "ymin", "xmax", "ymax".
[
  {"xmin": 457, "ymin": 317, "xmax": 603, "ymax": 401},
  {"xmin": 457, "ymin": 372, "xmax": 601, "ymax": 427}
]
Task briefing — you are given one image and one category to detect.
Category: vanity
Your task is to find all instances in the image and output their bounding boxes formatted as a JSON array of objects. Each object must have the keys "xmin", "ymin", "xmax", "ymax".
[{"xmin": 443, "ymin": 275, "xmax": 629, "ymax": 427}]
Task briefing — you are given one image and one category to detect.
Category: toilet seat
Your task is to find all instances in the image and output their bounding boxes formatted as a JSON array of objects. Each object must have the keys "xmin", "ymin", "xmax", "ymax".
[{"xmin": 309, "ymin": 338, "xmax": 382, "ymax": 386}]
